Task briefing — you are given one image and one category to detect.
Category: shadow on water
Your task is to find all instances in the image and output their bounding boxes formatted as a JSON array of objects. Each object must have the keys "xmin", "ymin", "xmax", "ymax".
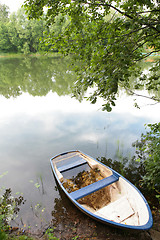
[
  {"xmin": 98, "ymin": 156, "xmax": 145, "ymax": 188},
  {"xmin": 98, "ymin": 156, "xmax": 158, "ymax": 207}
]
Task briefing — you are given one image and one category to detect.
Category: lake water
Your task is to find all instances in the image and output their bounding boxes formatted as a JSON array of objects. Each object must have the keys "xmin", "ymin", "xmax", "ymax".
[{"xmin": 0, "ymin": 56, "xmax": 159, "ymax": 231}]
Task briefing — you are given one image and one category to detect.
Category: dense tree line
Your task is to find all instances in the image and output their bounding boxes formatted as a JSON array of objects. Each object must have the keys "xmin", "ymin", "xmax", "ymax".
[{"xmin": 0, "ymin": 3, "xmax": 66, "ymax": 54}]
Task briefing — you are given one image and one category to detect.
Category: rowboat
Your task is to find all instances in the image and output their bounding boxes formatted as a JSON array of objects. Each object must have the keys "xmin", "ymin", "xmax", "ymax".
[{"xmin": 50, "ymin": 150, "xmax": 153, "ymax": 230}]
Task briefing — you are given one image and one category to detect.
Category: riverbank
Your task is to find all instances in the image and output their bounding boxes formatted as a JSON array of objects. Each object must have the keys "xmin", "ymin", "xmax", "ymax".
[
  {"xmin": 6, "ymin": 191, "xmax": 160, "ymax": 240},
  {"xmin": 7, "ymin": 207, "xmax": 160, "ymax": 240},
  {"xmin": 45, "ymin": 207, "xmax": 160, "ymax": 240},
  {"xmin": 0, "ymin": 52, "xmax": 62, "ymax": 58}
]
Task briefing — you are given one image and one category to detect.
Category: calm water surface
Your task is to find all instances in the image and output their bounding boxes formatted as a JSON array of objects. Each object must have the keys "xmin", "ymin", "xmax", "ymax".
[{"xmin": 0, "ymin": 56, "xmax": 159, "ymax": 231}]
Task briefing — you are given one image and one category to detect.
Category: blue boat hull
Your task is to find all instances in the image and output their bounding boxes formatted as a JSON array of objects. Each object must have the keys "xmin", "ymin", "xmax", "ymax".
[{"xmin": 50, "ymin": 150, "xmax": 153, "ymax": 230}]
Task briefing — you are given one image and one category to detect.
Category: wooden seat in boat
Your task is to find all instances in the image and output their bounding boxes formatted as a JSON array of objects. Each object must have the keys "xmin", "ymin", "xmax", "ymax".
[
  {"xmin": 70, "ymin": 172, "xmax": 119, "ymax": 200},
  {"xmin": 95, "ymin": 196, "xmax": 135, "ymax": 224},
  {"xmin": 57, "ymin": 157, "xmax": 87, "ymax": 173}
]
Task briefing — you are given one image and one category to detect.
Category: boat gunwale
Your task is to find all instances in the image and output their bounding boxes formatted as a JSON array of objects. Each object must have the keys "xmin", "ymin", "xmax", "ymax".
[{"xmin": 50, "ymin": 150, "xmax": 153, "ymax": 231}]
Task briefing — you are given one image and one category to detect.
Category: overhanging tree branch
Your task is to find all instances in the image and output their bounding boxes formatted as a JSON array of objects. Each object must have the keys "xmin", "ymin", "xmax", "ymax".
[
  {"xmin": 125, "ymin": 88, "xmax": 160, "ymax": 102},
  {"xmin": 88, "ymin": 2, "xmax": 160, "ymax": 34}
]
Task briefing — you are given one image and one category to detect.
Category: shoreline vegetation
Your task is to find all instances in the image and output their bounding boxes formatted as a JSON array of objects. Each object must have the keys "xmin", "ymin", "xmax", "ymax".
[
  {"xmin": 0, "ymin": 51, "xmax": 159, "ymax": 57},
  {"xmin": 0, "ymin": 52, "xmax": 62, "ymax": 58}
]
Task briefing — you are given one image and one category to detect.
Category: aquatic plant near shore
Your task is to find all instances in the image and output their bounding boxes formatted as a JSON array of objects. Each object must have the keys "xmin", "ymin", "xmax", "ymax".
[
  {"xmin": 133, "ymin": 123, "xmax": 160, "ymax": 203},
  {"xmin": 0, "ymin": 188, "xmax": 26, "ymax": 238}
]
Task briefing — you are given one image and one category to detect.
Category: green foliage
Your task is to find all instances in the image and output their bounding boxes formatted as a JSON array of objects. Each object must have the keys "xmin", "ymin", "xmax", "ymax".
[
  {"xmin": 8, "ymin": 235, "xmax": 34, "ymax": 240},
  {"xmin": 133, "ymin": 123, "xmax": 160, "ymax": 201},
  {"xmin": 72, "ymin": 236, "xmax": 79, "ymax": 240},
  {"xmin": 0, "ymin": 230, "xmax": 7, "ymax": 240},
  {"xmin": 0, "ymin": 185, "xmax": 34, "ymax": 239},
  {"xmin": 0, "ymin": 3, "xmax": 70, "ymax": 54},
  {"xmin": 0, "ymin": 23, "xmax": 13, "ymax": 52},
  {"xmin": 0, "ymin": 3, "xmax": 9, "ymax": 22},
  {"xmin": 0, "ymin": 188, "xmax": 26, "ymax": 225},
  {"xmin": 0, "ymin": 188, "xmax": 26, "ymax": 239},
  {"xmin": 0, "ymin": 4, "xmax": 51, "ymax": 54},
  {"xmin": 24, "ymin": 0, "xmax": 160, "ymax": 110},
  {"xmin": 45, "ymin": 228, "xmax": 59, "ymax": 240}
]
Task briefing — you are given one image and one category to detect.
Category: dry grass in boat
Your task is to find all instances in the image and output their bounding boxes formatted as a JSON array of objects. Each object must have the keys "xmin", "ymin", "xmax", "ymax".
[{"xmin": 62, "ymin": 168, "xmax": 111, "ymax": 210}]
